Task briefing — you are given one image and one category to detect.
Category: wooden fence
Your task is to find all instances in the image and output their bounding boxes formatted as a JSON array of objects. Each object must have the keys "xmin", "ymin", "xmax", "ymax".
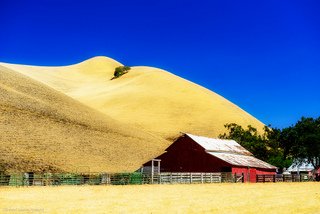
[
  {"xmin": 154, "ymin": 172, "xmax": 225, "ymax": 184},
  {"xmin": 0, "ymin": 172, "xmax": 316, "ymax": 186},
  {"xmin": 256, "ymin": 174, "xmax": 314, "ymax": 183},
  {"xmin": 0, "ymin": 172, "xmax": 244, "ymax": 186}
]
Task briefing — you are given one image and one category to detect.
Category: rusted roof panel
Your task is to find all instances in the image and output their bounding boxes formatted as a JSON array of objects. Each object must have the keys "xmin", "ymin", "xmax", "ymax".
[
  {"xmin": 185, "ymin": 133, "xmax": 252, "ymax": 155},
  {"xmin": 207, "ymin": 152, "xmax": 276, "ymax": 169}
]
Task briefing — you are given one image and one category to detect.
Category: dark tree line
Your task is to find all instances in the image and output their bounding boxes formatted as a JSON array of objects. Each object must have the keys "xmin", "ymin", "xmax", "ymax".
[{"xmin": 219, "ymin": 117, "xmax": 320, "ymax": 171}]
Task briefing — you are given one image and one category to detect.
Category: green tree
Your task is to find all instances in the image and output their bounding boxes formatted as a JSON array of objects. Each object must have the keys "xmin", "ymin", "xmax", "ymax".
[
  {"xmin": 291, "ymin": 117, "xmax": 320, "ymax": 168},
  {"xmin": 264, "ymin": 126, "xmax": 293, "ymax": 169},
  {"xmin": 219, "ymin": 123, "xmax": 268, "ymax": 161},
  {"xmin": 277, "ymin": 126, "xmax": 297, "ymax": 160},
  {"xmin": 220, "ymin": 116, "xmax": 320, "ymax": 170},
  {"xmin": 112, "ymin": 66, "xmax": 131, "ymax": 79},
  {"xmin": 220, "ymin": 123, "xmax": 290, "ymax": 169}
]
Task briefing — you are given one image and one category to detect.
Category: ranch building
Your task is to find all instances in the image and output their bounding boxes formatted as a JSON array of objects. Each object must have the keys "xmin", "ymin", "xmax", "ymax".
[
  {"xmin": 143, "ymin": 133, "xmax": 276, "ymax": 182},
  {"xmin": 285, "ymin": 159, "xmax": 314, "ymax": 175}
]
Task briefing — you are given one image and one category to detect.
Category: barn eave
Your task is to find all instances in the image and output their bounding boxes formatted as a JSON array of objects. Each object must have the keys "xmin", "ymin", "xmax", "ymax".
[{"xmin": 206, "ymin": 152, "xmax": 277, "ymax": 169}]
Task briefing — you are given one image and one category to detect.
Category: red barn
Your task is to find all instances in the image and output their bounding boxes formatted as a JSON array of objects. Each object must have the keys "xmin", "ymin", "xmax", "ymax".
[{"xmin": 143, "ymin": 133, "xmax": 276, "ymax": 182}]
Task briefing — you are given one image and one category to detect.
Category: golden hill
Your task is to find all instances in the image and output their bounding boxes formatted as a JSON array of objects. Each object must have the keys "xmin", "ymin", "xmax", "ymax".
[
  {"xmin": 0, "ymin": 65, "xmax": 169, "ymax": 173},
  {"xmin": 1, "ymin": 56, "xmax": 265, "ymax": 141}
]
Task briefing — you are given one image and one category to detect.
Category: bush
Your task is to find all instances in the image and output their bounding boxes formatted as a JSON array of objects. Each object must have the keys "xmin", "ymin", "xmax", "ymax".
[
  {"xmin": 112, "ymin": 66, "xmax": 131, "ymax": 79},
  {"xmin": 110, "ymin": 173, "xmax": 142, "ymax": 185},
  {"xmin": 57, "ymin": 173, "xmax": 83, "ymax": 185}
]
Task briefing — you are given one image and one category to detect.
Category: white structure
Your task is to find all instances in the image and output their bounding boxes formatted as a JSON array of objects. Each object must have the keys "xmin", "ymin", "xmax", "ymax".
[{"xmin": 286, "ymin": 159, "xmax": 314, "ymax": 174}]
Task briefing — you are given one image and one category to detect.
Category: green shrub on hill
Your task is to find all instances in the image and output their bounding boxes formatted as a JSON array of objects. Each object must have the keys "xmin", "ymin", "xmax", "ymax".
[{"xmin": 112, "ymin": 66, "xmax": 131, "ymax": 79}]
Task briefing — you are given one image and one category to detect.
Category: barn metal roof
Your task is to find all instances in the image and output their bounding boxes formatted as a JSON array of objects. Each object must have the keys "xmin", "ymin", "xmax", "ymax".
[
  {"xmin": 185, "ymin": 133, "xmax": 252, "ymax": 155},
  {"xmin": 185, "ymin": 133, "xmax": 276, "ymax": 169},
  {"xmin": 207, "ymin": 152, "xmax": 276, "ymax": 169},
  {"xmin": 286, "ymin": 159, "xmax": 314, "ymax": 172}
]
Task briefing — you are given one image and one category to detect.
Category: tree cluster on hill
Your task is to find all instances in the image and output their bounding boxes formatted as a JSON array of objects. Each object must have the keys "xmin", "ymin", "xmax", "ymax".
[
  {"xmin": 219, "ymin": 117, "xmax": 320, "ymax": 171},
  {"xmin": 111, "ymin": 66, "xmax": 131, "ymax": 80}
]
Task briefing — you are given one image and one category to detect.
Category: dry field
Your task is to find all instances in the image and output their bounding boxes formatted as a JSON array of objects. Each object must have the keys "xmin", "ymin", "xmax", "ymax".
[{"xmin": 1, "ymin": 183, "xmax": 320, "ymax": 213}]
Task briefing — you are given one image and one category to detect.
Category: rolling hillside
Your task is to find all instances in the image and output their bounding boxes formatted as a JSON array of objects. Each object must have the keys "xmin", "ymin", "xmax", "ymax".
[
  {"xmin": 1, "ymin": 56, "xmax": 265, "ymax": 141},
  {"xmin": 0, "ymin": 65, "xmax": 169, "ymax": 173}
]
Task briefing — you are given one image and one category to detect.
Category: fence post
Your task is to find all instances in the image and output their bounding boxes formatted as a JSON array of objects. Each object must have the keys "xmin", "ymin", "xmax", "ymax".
[
  {"xmin": 151, "ymin": 160, "xmax": 154, "ymax": 184},
  {"xmin": 234, "ymin": 173, "xmax": 237, "ymax": 183},
  {"xmin": 263, "ymin": 175, "xmax": 265, "ymax": 183},
  {"xmin": 273, "ymin": 174, "xmax": 276, "ymax": 183},
  {"xmin": 201, "ymin": 173, "xmax": 204, "ymax": 184},
  {"xmin": 210, "ymin": 173, "xmax": 213, "ymax": 183},
  {"xmin": 170, "ymin": 173, "xmax": 172, "ymax": 184},
  {"xmin": 190, "ymin": 173, "xmax": 192, "ymax": 184},
  {"xmin": 242, "ymin": 173, "xmax": 244, "ymax": 183}
]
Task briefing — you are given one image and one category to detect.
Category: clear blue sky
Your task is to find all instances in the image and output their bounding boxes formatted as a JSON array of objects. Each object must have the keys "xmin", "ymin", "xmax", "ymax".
[{"xmin": 1, "ymin": 0, "xmax": 319, "ymax": 128}]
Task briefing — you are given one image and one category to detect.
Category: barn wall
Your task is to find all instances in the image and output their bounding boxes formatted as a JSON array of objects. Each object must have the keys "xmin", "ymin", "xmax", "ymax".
[
  {"xmin": 256, "ymin": 169, "xmax": 276, "ymax": 174},
  {"xmin": 145, "ymin": 135, "xmax": 232, "ymax": 172},
  {"xmin": 232, "ymin": 167, "xmax": 276, "ymax": 182},
  {"xmin": 232, "ymin": 167, "xmax": 254, "ymax": 182},
  {"xmin": 143, "ymin": 134, "xmax": 277, "ymax": 181}
]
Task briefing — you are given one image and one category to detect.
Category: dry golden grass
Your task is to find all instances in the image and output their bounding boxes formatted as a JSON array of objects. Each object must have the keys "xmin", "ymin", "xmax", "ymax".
[
  {"xmin": 1, "ymin": 56, "xmax": 265, "ymax": 141},
  {"xmin": 1, "ymin": 183, "xmax": 319, "ymax": 213},
  {"xmin": 0, "ymin": 65, "xmax": 169, "ymax": 173},
  {"xmin": 0, "ymin": 56, "xmax": 266, "ymax": 173}
]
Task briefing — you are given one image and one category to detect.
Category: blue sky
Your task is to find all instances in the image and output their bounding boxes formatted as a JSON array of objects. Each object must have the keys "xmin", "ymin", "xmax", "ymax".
[{"xmin": 1, "ymin": 0, "xmax": 319, "ymax": 128}]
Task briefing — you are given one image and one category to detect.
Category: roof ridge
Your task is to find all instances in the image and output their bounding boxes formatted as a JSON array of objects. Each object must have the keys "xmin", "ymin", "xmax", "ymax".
[
  {"xmin": 184, "ymin": 133, "xmax": 236, "ymax": 142},
  {"xmin": 205, "ymin": 150, "xmax": 253, "ymax": 156},
  {"xmin": 184, "ymin": 133, "xmax": 253, "ymax": 156}
]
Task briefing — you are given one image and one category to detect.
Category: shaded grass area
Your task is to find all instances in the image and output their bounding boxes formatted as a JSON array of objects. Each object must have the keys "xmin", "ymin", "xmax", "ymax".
[
  {"xmin": 0, "ymin": 65, "xmax": 168, "ymax": 173},
  {"xmin": 1, "ymin": 183, "xmax": 319, "ymax": 213}
]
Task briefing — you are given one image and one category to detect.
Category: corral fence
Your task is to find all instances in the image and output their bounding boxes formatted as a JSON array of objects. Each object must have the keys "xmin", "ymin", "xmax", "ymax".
[
  {"xmin": 0, "ymin": 172, "xmax": 243, "ymax": 186},
  {"xmin": 0, "ymin": 172, "xmax": 145, "ymax": 187},
  {"xmin": 256, "ymin": 174, "xmax": 314, "ymax": 183},
  {"xmin": 152, "ymin": 172, "xmax": 243, "ymax": 184},
  {"xmin": 0, "ymin": 172, "xmax": 317, "ymax": 186}
]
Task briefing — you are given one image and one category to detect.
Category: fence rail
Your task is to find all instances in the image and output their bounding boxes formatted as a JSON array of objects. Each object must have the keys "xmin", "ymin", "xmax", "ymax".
[
  {"xmin": 155, "ymin": 172, "xmax": 224, "ymax": 184},
  {"xmin": 256, "ymin": 174, "xmax": 314, "ymax": 183},
  {"xmin": 0, "ymin": 172, "xmax": 317, "ymax": 186}
]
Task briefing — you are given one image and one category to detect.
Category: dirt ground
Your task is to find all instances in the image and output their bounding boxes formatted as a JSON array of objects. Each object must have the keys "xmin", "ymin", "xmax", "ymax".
[{"xmin": 1, "ymin": 183, "xmax": 320, "ymax": 213}]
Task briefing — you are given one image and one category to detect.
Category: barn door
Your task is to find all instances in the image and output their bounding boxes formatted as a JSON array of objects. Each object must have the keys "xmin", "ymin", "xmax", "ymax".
[{"xmin": 249, "ymin": 168, "xmax": 257, "ymax": 183}]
